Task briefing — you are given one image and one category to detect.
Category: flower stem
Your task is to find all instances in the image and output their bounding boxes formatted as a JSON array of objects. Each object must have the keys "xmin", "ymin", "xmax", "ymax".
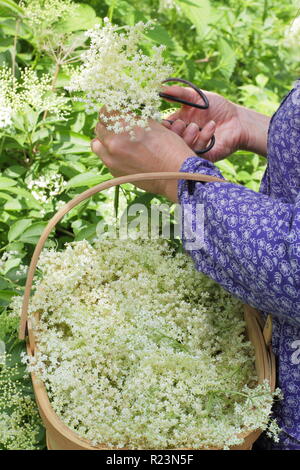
[
  {"xmin": 12, "ymin": 19, "xmax": 20, "ymax": 79},
  {"xmin": 108, "ymin": 0, "xmax": 116, "ymax": 22},
  {"xmin": 43, "ymin": 62, "xmax": 60, "ymax": 120},
  {"xmin": 114, "ymin": 185, "xmax": 120, "ymax": 220}
]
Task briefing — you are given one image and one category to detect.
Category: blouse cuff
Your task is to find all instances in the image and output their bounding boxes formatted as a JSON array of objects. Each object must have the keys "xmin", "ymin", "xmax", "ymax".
[{"xmin": 178, "ymin": 156, "xmax": 225, "ymax": 203}]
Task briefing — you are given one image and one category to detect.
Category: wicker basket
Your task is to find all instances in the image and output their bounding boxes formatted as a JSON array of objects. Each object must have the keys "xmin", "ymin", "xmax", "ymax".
[{"xmin": 19, "ymin": 172, "xmax": 276, "ymax": 450}]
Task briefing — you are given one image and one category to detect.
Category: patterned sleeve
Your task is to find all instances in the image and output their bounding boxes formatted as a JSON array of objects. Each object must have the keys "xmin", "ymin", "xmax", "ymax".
[{"xmin": 179, "ymin": 156, "xmax": 300, "ymax": 325}]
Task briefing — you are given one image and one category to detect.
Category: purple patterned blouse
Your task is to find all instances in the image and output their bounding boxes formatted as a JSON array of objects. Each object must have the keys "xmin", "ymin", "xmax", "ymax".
[{"xmin": 178, "ymin": 82, "xmax": 300, "ymax": 450}]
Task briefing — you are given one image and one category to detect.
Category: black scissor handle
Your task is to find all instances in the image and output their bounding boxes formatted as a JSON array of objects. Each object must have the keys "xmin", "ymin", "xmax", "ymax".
[
  {"xmin": 197, "ymin": 134, "xmax": 215, "ymax": 155},
  {"xmin": 159, "ymin": 77, "xmax": 215, "ymax": 155},
  {"xmin": 159, "ymin": 77, "xmax": 209, "ymax": 109}
]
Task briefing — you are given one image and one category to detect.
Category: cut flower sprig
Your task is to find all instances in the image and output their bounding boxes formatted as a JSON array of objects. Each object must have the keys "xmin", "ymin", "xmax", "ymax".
[{"xmin": 67, "ymin": 18, "xmax": 173, "ymax": 138}]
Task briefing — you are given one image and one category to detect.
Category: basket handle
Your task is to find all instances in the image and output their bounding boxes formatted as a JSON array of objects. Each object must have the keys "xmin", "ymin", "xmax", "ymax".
[{"xmin": 19, "ymin": 171, "xmax": 227, "ymax": 339}]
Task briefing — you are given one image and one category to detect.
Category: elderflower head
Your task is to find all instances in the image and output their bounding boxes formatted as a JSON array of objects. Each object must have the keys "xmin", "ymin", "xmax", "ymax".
[
  {"xmin": 0, "ymin": 354, "xmax": 43, "ymax": 449},
  {"xmin": 20, "ymin": 0, "xmax": 84, "ymax": 66},
  {"xmin": 159, "ymin": 0, "xmax": 182, "ymax": 14},
  {"xmin": 20, "ymin": 0, "xmax": 77, "ymax": 32},
  {"xmin": 21, "ymin": 238, "xmax": 280, "ymax": 449},
  {"xmin": 0, "ymin": 90, "xmax": 12, "ymax": 129},
  {"xmin": 67, "ymin": 19, "xmax": 173, "ymax": 138},
  {"xmin": 0, "ymin": 67, "xmax": 70, "ymax": 127},
  {"xmin": 27, "ymin": 173, "xmax": 67, "ymax": 204},
  {"xmin": 18, "ymin": 68, "xmax": 70, "ymax": 118}
]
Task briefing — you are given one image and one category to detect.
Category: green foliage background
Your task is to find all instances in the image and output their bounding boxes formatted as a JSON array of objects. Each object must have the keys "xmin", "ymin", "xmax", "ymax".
[{"xmin": 0, "ymin": 0, "xmax": 299, "ymax": 449}]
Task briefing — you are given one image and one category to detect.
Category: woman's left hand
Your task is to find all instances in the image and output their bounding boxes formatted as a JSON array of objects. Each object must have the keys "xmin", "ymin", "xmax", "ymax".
[{"xmin": 91, "ymin": 111, "xmax": 214, "ymax": 202}]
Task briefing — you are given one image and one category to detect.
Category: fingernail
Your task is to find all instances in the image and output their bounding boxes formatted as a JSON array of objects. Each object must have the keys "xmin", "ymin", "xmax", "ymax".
[
  {"xmin": 206, "ymin": 120, "xmax": 216, "ymax": 131},
  {"xmin": 189, "ymin": 122, "xmax": 199, "ymax": 133},
  {"xmin": 186, "ymin": 122, "xmax": 198, "ymax": 139},
  {"xmin": 91, "ymin": 138, "xmax": 100, "ymax": 151}
]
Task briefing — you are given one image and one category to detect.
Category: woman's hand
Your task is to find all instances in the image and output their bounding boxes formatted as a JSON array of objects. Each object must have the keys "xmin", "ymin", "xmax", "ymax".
[
  {"xmin": 91, "ymin": 117, "xmax": 213, "ymax": 202},
  {"xmin": 162, "ymin": 85, "xmax": 270, "ymax": 161}
]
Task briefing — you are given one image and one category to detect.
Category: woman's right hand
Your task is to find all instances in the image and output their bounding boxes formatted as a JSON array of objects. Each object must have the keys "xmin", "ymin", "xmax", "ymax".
[{"xmin": 161, "ymin": 85, "xmax": 257, "ymax": 163}]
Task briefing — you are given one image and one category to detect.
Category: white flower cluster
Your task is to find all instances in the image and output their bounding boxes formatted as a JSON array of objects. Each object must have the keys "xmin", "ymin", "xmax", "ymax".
[
  {"xmin": 67, "ymin": 19, "xmax": 172, "ymax": 137},
  {"xmin": 0, "ymin": 88, "xmax": 12, "ymax": 129},
  {"xmin": 0, "ymin": 251, "xmax": 19, "ymax": 273},
  {"xmin": 0, "ymin": 354, "xmax": 42, "ymax": 449},
  {"xmin": 20, "ymin": 0, "xmax": 77, "ymax": 31},
  {"xmin": 27, "ymin": 173, "xmax": 67, "ymax": 204},
  {"xmin": 159, "ymin": 0, "xmax": 182, "ymax": 14},
  {"xmin": 0, "ymin": 67, "xmax": 70, "ymax": 124},
  {"xmin": 22, "ymin": 239, "xmax": 280, "ymax": 449},
  {"xmin": 0, "ymin": 251, "xmax": 27, "ymax": 278}
]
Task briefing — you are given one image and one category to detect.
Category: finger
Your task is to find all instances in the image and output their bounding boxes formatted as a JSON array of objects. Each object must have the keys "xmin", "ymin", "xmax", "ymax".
[
  {"xmin": 170, "ymin": 119, "xmax": 186, "ymax": 136},
  {"xmin": 91, "ymin": 138, "xmax": 124, "ymax": 177},
  {"xmin": 161, "ymin": 85, "xmax": 199, "ymax": 105},
  {"xmin": 95, "ymin": 121, "xmax": 111, "ymax": 141},
  {"xmin": 162, "ymin": 109, "xmax": 181, "ymax": 126},
  {"xmin": 161, "ymin": 119, "xmax": 172, "ymax": 129},
  {"xmin": 91, "ymin": 138, "xmax": 113, "ymax": 167},
  {"xmin": 98, "ymin": 105, "xmax": 118, "ymax": 123},
  {"xmin": 193, "ymin": 120, "xmax": 216, "ymax": 151},
  {"xmin": 182, "ymin": 122, "xmax": 199, "ymax": 147}
]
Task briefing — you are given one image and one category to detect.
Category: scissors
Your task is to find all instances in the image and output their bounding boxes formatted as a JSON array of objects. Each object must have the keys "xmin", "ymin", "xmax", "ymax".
[{"xmin": 159, "ymin": 77, "xmax": 215, "ymax": 155}]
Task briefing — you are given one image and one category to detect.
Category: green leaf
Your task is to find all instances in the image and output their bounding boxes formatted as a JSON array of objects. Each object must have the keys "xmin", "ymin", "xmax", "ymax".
[
  {"xmin": 60, "ymin": 161, "xmax": 86, "ymax": 179},
  {"xmin": 4, "ymin": 199, "xmax": 24, "ymax": 211},
  {"xmin": 0, "ymin": 191, "xmax": 14, "ymax": 201},
  {"xmin": 0, "ymin": 37, "xmax": 13, "ymax": 52},
  {"xmin": 252, "ymin": 170, "xmax": 264, "ymax": 180},
  {"xmin": 8, "ymin": 219, "xmax": 33, "ymax": 243},
  {"xmin": 0, "ymin": 277, "xmax": 13, "ymax": 290},
  {"xmin": 174, "ymin": 0, "xmax": 211, "ymax": 36},
  {"xmin": 4, "ymin": 241, "xmax": 24, "ymax": 254},
  {"xmin": 18, "ymin": 222, "xmax": 47, "ymax": 245},
  {"xmin": 218, "ymin": 39, "xmax": 236, "ymax": 80},
  {"xmin": 54, "ymin": 130, "xmax": 91, "ymax": 154},
  {"xmin": 216, "ymin": 160, "xmax": 237, "ymax": 178},
  {"xmin": 237, "ymin": 170, "xmax": 252, "ymax": 182},
  {"xmin": 4, "ymin": 187, "xmax": 42, "ymax": 209},
  {"xmin": 19, "ymin": 104, "xmax": 40, "ymax": 132},
  {"xmin": 66, "ymin": 172, "xmax": 110, "ymax": 189},
  {"xmin": 144, "ymin": 24, "xmax": 175, "ymax": 48},
  {"xmin": 125, "ymin": 192, "xmax": 156, "ymax": 211},
  {"xmin": 75, "ymin": 223, "xmax": 99, "ymax": 242},
  {"xmin": 0, "ymin": 18, "xmax": 28, "ymax": 37},
  {"xmin": 251, "ymin": 154, "xmax": 260, "ymax": 171},
  {"xmin": 245, "ymin": 180, "xmax": 259, "ymax": 192},
  {"xmin": 71, "ymin": 111, "xmax": 86, "ymax": 133},
  {"xmin": 0, "ymin": 289, "xmax": 17, "ymax": 304},
  {"xmin": 3, "ymin": 257, "xmax": 21, "ymax": 275},
  {"xmin": 0, "ymin": 176, "xmax": 17, "ymax": 189},
  {"xmin": 255, "ymin": 74, "xmax": 268, "ymax": 88},
  {"xmin": 0, "ymin": 0, "xmax": 24, "ymax": 16},
  {"xmin": 3, "ymin": 165, "xmax": 26, "ymax": 178},
  {"xmin": 54, "ymin": 4, "xmax": 98, "ymax": 33}
]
